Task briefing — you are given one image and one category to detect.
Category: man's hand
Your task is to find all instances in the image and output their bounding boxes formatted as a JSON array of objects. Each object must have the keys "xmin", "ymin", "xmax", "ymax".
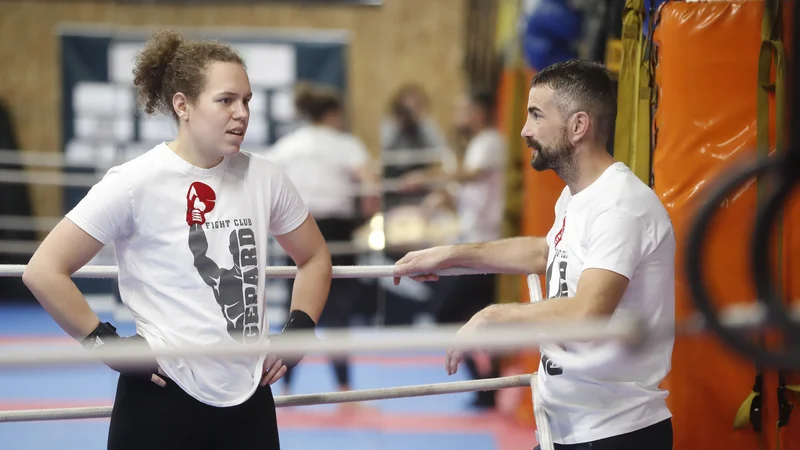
[
  {"xmin": 393, "ymin": 246, "xmax": 455, "ymax": 285},
  {"xmin": 445, "ymin": 312, "xmax": 488, "ymax": 376}
]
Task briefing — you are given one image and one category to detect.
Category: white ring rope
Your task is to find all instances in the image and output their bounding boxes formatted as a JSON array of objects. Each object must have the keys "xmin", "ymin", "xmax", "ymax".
[
  {"xmin": 0, "ymin": 167, "xmax": 447, "ymax": 197},
  {"xmin": 0, "ymin": 239, "xmax": 393, "ymax": 257},
  {"xmin": 0, "ymin": 264, "xmax": 494, "ymax": 279},
  {"xmin": 0, "ymin": 240, "xmax": 41, "ymax": 256},
  {"xmin": 0, "ymin": 147, "xmax": 451, "ymax": 169},
  {"xmin": 0, "ymin": 374, "xmax": 533, "ymax": 423},
  {"xmin": 0, "ymin": 215, "xmax": 61, "ymax": 232},
  {"xmin": 0, "ymin": 263, "xmax": 789, "ymax": 371},
  {"xmin": 0, "ymin": 169, "xmax": 100, "ymax": 188},
  {"xmin": 0, "ymin": 319, "xmax": 643, "ymax": 370},
  {"xmin": 0, "ymin": 259, "xmax": 787, "ymax": 436}
]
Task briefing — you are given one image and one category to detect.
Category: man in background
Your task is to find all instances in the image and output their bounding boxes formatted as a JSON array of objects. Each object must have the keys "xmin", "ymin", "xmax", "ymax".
[{"xmin": 400, "ymin": 87, "xmax": 508, "ymax": 409}]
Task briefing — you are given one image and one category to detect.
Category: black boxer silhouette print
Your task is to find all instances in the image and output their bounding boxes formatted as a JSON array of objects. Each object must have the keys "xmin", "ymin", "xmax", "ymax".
[{"xmin": 186, "ymin": 182, "xmax": 260, "ymax": 344}]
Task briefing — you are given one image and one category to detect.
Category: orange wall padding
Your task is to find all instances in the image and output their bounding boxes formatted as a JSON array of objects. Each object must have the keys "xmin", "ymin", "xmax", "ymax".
[
  {"xmin": 783, "ymin": 184, "xmax": 800, "ymax": 450},
  {"xmin": 652, "ymin": 2, "xmax": 798, "ymax": 450}
]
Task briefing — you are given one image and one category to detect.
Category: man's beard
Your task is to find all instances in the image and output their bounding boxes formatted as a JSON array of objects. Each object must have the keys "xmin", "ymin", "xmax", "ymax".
[{"xmin": 528, "ymin": 132, "xmax": 576, "ymax": 174}]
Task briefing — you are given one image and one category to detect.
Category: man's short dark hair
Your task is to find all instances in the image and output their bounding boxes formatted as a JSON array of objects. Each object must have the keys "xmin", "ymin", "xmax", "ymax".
[
  {"xmin": 530, "ymin": 60, "xmax": 617, "ymax": 144},
  {"xmin": 468, "ymin": 86, "xmax": 496, "ymax": 123}
]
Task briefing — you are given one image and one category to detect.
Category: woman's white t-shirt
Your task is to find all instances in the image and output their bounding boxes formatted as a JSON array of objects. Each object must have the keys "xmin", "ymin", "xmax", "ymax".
[{"xmin": 66, "ymin": 142, "xmax": 309, "ymax": 407}]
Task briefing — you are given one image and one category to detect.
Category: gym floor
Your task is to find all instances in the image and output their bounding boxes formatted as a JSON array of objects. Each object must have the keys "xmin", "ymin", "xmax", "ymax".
[{"xmin": 0, "ymin": 302, "xmax": 534, "ymax": 450}]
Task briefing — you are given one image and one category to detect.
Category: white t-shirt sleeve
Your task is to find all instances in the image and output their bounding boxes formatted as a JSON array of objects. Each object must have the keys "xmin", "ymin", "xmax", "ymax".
[
  {"xmin": 464, "ymin": 133, "xmax": 506, "ymax": 171},
  {"xmin": 268, "ymin": 167, "xmax": 310, "ymax": 236},
  {"xmin": 582, "ymin": 208, "xmax": 644, "ymax": 280},
  {"xmin": 345, "ymin": 137, "xmax": 369, "ymax": 170},
  {"xmin": 64, "ymin": 168, "xmax": 133, "ymax": 245}
]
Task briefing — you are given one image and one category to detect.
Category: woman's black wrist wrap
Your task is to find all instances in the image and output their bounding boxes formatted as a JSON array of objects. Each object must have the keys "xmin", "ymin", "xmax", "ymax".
[
  {"xmin": 81, "ymin": 321, "xmax": 158, "ymax": 380},
  {"xmin": 276, "ymin": 310, "xmax": 316, "ymax": 371},
  {"xmin": 81, "ymin": 322, "xmax": 120, "ymax": 350},
  {"xmin": 282, "ymin": 310, "xmax": 316, "ymax": 332}
]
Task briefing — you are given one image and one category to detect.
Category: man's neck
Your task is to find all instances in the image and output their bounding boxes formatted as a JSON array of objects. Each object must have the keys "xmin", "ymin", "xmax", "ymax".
[{"xmin": 564, "ymin": 146, "xmax": 616, "ymax": 195}]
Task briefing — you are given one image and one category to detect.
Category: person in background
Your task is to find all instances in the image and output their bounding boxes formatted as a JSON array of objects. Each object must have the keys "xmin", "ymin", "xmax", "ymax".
[
  {"xmin": 266, "ymin": 82, "xmax": 379, "ymax": 408},
  {"xmin": 378, "ymin": 84, "xmax": 453, "ymax": 326},
  {"xmin": 399, "ymin": 87, "xmax": 508, "ymax": 409},
  {"xmin": 380, "ymin": 83, "xmax": 450, "ymax": 212}
]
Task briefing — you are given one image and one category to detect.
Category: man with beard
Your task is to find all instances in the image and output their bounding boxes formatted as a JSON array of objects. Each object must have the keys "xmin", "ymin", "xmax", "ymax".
[
  {"xmin": 392, "ymin": 60, "xmax": 676, "ymax": 449},
  {"xmin": 399, "ymin": 87, "xmax": 507, "ymax": 409}
]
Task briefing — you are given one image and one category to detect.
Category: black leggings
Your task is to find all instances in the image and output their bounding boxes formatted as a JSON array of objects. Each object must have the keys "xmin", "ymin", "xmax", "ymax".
[
  {"xmin": 107, "ymin": 374, "xmax": 280, "ymax": 450},
  {"xmin": 534, "ymin": 418, "xmax": 673, "ymax": 450}
]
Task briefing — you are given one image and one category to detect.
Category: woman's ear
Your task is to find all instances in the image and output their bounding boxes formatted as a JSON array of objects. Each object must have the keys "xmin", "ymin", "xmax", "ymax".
[{"xmin": 173, "ymin": 92, "xmax": 189, "ymax": 122}]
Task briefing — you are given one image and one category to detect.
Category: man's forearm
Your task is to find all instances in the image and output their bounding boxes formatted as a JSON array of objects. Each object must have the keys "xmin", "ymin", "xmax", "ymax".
[
  {"xmin": 446, "ymin": 236, "xmax": 549, "ymax": 275},
  {"xmin": 23, "ymin": 270, "xmax": 101, "ymax": 340},
  {"xmin": 288, "ymin": 249, "xmax": 332, "ymax": 323},
  {"xmin": 479, "ymin": 297, "xmax": 588, "ymax": 325}
]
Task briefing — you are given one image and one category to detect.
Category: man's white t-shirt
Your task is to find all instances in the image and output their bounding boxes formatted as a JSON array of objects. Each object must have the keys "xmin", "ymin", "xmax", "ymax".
[
  {"xmin": 66, "ymin": 142, "xmax": 309, "ymax": 407},
  {"xmin": 535, "ymin": 162, "xmax": 676, "ymax": 444},
  {"xmin": 266, "ymin": 125, "xmax": 369, "ymax": 220},
  {"xmin": 456, "ymin": 129, "xmax": 507, "ymax": 243}
]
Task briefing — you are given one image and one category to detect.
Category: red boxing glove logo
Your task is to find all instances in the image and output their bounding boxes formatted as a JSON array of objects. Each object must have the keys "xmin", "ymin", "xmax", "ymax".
[{"xmin": 186, "ymin": 182, "xmax": 216, "ymax": 225}]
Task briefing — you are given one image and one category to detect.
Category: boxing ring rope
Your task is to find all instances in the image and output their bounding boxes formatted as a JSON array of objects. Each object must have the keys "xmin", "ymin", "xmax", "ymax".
[
  {"xmin": 0, "ymin": 147, "xmax": 450, "ymax": 169},
  {"xmin": 0, "ymin": 318, "xmax": 643, "ymax": 369},
  {"xmin": 0, "ymin": 146, "xmax": 460, "ymax": 259},
  {"xmin": 0, "ymin": 292, "xmax": 795, "ymax": 432},
  {"xmin": 0, "ymin": 238, "xmax": 376, "ymax": 257},
  {"xmin": 0, "ymin": 144, "xmax": 455, "ymax": 196},
  {"xmin": 0, "ymin": 215, "xmax": 61, "ymax": 232},
  {"xmin": 0, "ymin": 262, "xmax": 795, "ymax": 373},
  {"xmin": 0, "ymin": 264, "xmax": 488, "ymax": 279},
  {"xmin": 0, "ymin": 259, "xmax": 797, "ymax": 450},
  {"xmin": 0, "ymin": 167, "xmax": 432, "ymax": 196},
  {"xmin": 0, "ymin": 374, "xmax": 533, "ymax": 423},
  {"xmin": 0, "ymin": 300, "xmax": 788, "ymax": 370}
]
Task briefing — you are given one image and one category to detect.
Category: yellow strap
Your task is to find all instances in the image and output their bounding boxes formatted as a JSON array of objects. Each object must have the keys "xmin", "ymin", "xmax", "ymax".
[
  {"xmin": 757, "ymin": 40, "xmax": 786, "ymax": 163},
  {"xmin": 755, "ymin": 3, "xmax": 785, "ymax": 450},
  {"xmin": 734, "ymin": 391, "xmax": 760, "ymax": 429},
  {"xmin": 755, "ymin": 4, "xmax": 785, "ymax": 321},
  {"xmin": 612, "ymin": 0, "xmax": 646, "ymax": 180}
]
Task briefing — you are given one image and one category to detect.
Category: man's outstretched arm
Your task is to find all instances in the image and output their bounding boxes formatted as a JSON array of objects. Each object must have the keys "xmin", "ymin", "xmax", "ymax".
[{"xmin": 394, "ymin": 236, "xmax": 549, "ymax": 284}]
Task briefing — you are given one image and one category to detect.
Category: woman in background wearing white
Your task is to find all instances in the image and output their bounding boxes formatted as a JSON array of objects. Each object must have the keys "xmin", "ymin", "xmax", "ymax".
[{"xmin": 267, "ymin": 83, "xmax": 379, "ymax": 406}]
